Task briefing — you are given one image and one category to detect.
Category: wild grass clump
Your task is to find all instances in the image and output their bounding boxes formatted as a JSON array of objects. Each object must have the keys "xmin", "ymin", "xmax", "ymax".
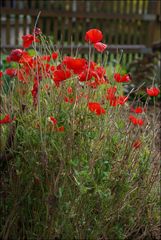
[{"xmin": 0, "ymin": 28, "xmax": 160, "ymax": 240}]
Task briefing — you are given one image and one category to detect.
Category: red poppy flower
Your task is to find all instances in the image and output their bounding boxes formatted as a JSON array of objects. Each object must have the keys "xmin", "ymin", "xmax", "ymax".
[
  {"xmin": 121, "ymin": 74, "xmax": 130, "ymax": 82},
  {"xmin": 78, "ymin": 69, "xmax": 93, "ymax": 82},
  {"xmin": 52, "ymin": 52, "xmax": 58, "ymax": 60},
  {"xmin": 130, "ymin": 106, "xmax": 145, "ymax": 114},
  {"xmin": 114, "ymin": 73, "xmax": 130, "ymax": 83},
  {"xmin": 22, "ymin": 34, "xmax": 39, "ymax": 48},
  {"xmin": 129, "ymin": 115, "xmax": 144, "ymax": 126},
  {"xmin": 5, "ymin": 68, "xmax": 17, "ymax": 77},
  {"xmin": 92, "ymin": 66, "xmax": 106, "ymax": 80},
  {"xmin": 85, "ymin": 29, "xmax": 103, "ymax": 43},
  {"xmin": 89, "ymin": 61, "xmax": 97, "ymax": 69},
  {"xmin": 88, "ymin": 102, "xmax": 106, "ymax": 115},
  {"xmin": 6, "ymin": 55, "xmax": 11, "ymax": 63},
  {"xmin": 50, "ymin": 66, "xmax": 55, "ymax": 72},
  {"xmin": 9, "ymin": 49, "xmax": 23, "ymax": 62},
  {"xmin": 109, "ymin": 97, "xmax": 118, "ymax": 107},
  {"xmin": 57, "ymin": 126, "xmax": 65, "ymax": 132},
  {"xmin": 8, "ymin": 49, "xmax": 32, "ymax": 63},
  {"xmin": 42, "ymin": 55, "xmax": 51, "ymax": 61},
  {"xmin": 67, "ymin": 87, "xmax": 73, "ymax": 94},
  {"xmin": 132, "ymin": 139, "xmax": 142, "ymax": 149},
  {"xmin": 94, "ymin": 42, "xmax": 107, "ymax": 53},
  {"xmin": 117, "ymin": 96, "xmax": 128, "ymax": 105},
  {"xmin": 77, "ymin": 61, "xmax": 97, "ymax": 82},
  {"xmin": 63, "ymin": 56, "xmax": 87, "ymax": 74},
  {"xmin": 19, "ymin": 51, "xmax": 32, "ymax": 64},
  {"xmin": 85, "ymin": 66, "xmax": 107, "ymax": 88},
  {"xmin": 0, "ymin": 71, "xmax": 3, "ymax": 78},
  {"xmin": 146, "ymin": 87, "xmax": 160, "ymax": 97},
  {"xmin": 49, "ymin": 116, "xmax": 57, "ymax": 125},
  {"xmin": 106, "ymin": 86, "xmax": 117, "ymax": 98},
  {"xmin": 106, "ymin": 87, "xmax": 117, "ymax": 105},
  {"xmin": 0, "ymin": 114, "xmax": 15, "ymax": 124},
  {"xmin": 53, "ymin": 69, "xmax": 71, "ymax": 86},
  {"xmin": 16, "ymin": 68, "xmax": 29, "ymax": 84},
  {"xmin": 64, "ymin": 96, "xmax": 74, "ymax": 104}
]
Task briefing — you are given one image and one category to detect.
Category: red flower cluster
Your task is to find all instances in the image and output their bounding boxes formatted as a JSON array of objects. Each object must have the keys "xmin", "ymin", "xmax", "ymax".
[
  {"xmin": 0, "ymin": 71, "xmax": 3, "ymax": 78},
  {"xmin": 94, "ymin": 42, "xmax": 107, "ymax": 53},
  {"xmin": 88, "ymin": 102, "xmax": 106, "ymax": 115},
  {"xmin": 49, "ymin": 116, "xmax": 57, "ymax": 125},
  {"xmin": 22, "ymin": 34, "xmax": 39, "ymax": 48},
  {"xmin": 85, "ymin": 29, "xmax": 103, "ymax": 43},
  {"xmin": 114, "ymin": 73, "xmax": 130, "ymax": 83},
  {"xmin": 7, "ymin": 49, "xmax": 32, "ymax": 64},
  {"xmin": 130, "ymin": 106, "xmax": 145, "ymax": 114},
  {"xmin": 53, "ymin": 68, "xmax": 71, "ymax": 87},
  {"xmin": 85, "ymin": 29, "xmax": 107, "ymax": 53},
  {"xmin": 146, "ymin": 87, "xmax": 160, "ymax": 97},
  {"xmin": 106, "ymin": 86, "xmax": 128, "ymax": 106},
  {"xmin": 48, "ymin": 116, "xmax": 64, "ymax": 132},
  {"xmin": 5, "ymin": 68, "xmax": 17, "ymax": 77},
  {"xmin": 129, "ymin": 115, "xmax": 144, "ymax": 126},
  {"xmin": 3, "ymin": 27, "xmax": 158, "ymax": 136},
  {"xmin": 0, "ymin": 114, "xmax": 15, "ymax": 124},
  {"xmin": 63, "ymin": 57, "xmax": 87, "ymax": 74}
]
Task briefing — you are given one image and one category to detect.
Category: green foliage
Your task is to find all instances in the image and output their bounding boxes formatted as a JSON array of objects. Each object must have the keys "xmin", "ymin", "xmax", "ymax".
[
  {"xmin": 128, "ymin": 52, "xmax": 161, "ymax": 103},
  {"xmin": 0, "ymin": 37, "xmax": 160, "ymax": 240}
]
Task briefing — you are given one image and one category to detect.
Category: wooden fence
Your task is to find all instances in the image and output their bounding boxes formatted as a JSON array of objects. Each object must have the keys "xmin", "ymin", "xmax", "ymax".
[{"xmin": 0, "ymin": 0, "xmax": 160, "ymax": 63}]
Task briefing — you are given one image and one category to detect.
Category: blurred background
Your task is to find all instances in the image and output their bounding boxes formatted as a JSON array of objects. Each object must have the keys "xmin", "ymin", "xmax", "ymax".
[{"xmin": 0, "ymin": 0, "xmax": 161, "ymax": 84}]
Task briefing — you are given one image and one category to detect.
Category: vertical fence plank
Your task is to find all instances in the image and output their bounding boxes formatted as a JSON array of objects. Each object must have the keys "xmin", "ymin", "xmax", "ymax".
[
  {"xmin": 147, "ymin": 0, "xmax": 158, "ymax": 46},
  {"xmin": 67, "ymin": 17, "xmax": 72, "ymax": 46},
  {"xmin": 60, "ymin": 17, "xmax": 65, "ymax": 46},
  {"xmin": 5, "ymin": 0, "xmax": 11, "ymax": 8},
  {"xmin": 6, "ymin": 15, "xmax": 10, "ymax": 46},
  {"xmin": 53, "ymin": 17, "xmax": 58, "ymax": 44},
  {"xmin": 23, "ymin": 15, "xmax": 27, "ymax": 35},
  {"xmin": 45, "ymin": 17, "xmax": 51, "ymax": 36},
  {"xmin": 15, "ymin": 15, "xmax": 19, "ymax": 45}
]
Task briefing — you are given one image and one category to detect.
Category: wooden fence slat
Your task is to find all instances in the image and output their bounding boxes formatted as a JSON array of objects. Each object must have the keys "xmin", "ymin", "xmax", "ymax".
[
  {"xmin": 5, "ymin": 0, "xmax": 11, "ymax": 8},
  {"xmin": 120, "ymin": 0, "xmax": 126, "ymax": 47},
  {"xmin": 31, "ymin": 0, "xmax": 37, "ymax": 9},
  {"xmin": 135, "ymin": 0, "xmax": 139, "ymax": 14},
  {"xmin": 6, "ymin": 15, "xmax": 10, "ymax": 45},
  {"xmin": 147, "ymin": 0, "xmax": 158, "ymax": 46},
  {"xmin": 67, "ymin": 17, "xmax": 72, "ymax": 45},
  {"xmin": 53, "ymin": 17, "xmax": 58, "ymax": 43},
  {"xmin": 129, "ymin": 0, "xmax": 133, "ymax": 14},
  {"xmin": 23, "ymin": 15, "xmax": 27, "ymax": 35},
  {"xmin": 75, "ymin": 18, "xmax": 79, "ymax": 45},
  {"xmin": 60, "ymin": 17, "xmax": 65, "ymax": 45},
  {"xmin": 45, "ymin": 18, "xmax": 51, "ymax": 36},
  {"xmin": 1, "ymin": 8, "xmax": 157, "ymax": 21},
  {"xmin": 1, "ymin": 44, "xmax": 151, "ymax": 53},
  {"xmin": 15, "ymin": 15, "xmax": 19, "ymax": 45}
]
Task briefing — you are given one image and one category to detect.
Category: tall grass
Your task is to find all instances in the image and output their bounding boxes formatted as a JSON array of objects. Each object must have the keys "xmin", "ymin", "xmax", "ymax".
[{"xmin": 0, "ymin": 30, "xmax": 160, "ymax": 240}]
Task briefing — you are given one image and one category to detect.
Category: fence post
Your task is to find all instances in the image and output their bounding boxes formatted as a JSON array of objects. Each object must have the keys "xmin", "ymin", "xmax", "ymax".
[
  {"xmin": 147, "ymin": 0, "xmax": 160, "ymax": 47},
  {"xmin": 153, "ymin": 0, "xmax": 161, "ymax": 44}
]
